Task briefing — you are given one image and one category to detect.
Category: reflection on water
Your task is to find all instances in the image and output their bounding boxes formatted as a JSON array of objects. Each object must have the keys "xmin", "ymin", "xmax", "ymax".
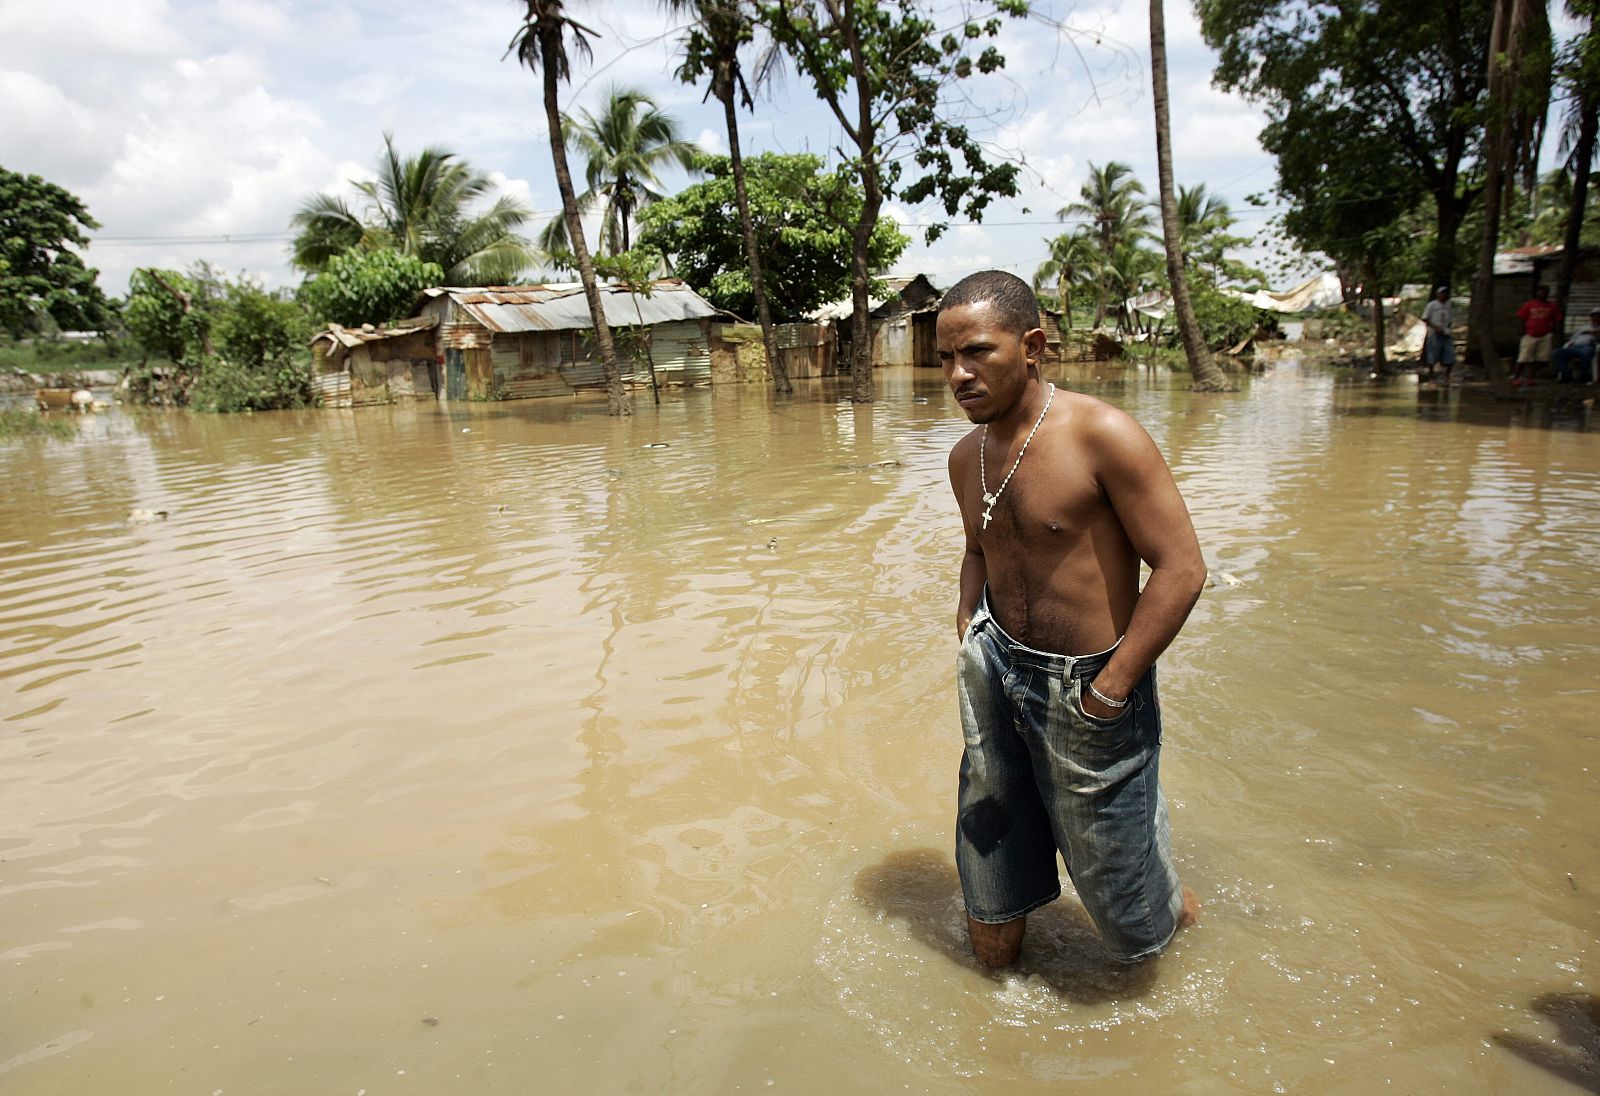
[{"xmin": 1, "ymin": 361, "xmax": 1597, "ymax": 1093}]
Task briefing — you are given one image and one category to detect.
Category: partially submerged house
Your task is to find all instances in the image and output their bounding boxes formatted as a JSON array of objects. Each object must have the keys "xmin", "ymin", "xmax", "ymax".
[
  {"xmin": 310, "ymin": 316, "xmax": 440, "ymax": 408},
  {"xmin": 415, "ymin": 280, "xmax": 721, "ymax": 401},
  {"xmin": 810, "ymin": 274, "xmax": 943, "ymax": 368}
]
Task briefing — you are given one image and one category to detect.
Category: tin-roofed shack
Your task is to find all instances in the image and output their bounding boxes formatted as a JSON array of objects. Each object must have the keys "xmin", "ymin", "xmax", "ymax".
[
  {"xmin": 310, "ymin": 316, "xmax": 440, "ymax": 408},
  {"xmin": 810, "ymin": 274, "xmax": 944, "ymax": 368},
  {"xmin": 416, "ymin": 280, "xmax": 721, "ymax": 401}
]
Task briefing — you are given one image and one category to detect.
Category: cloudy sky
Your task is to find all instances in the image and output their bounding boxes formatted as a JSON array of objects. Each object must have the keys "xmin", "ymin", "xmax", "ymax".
[{"xmin": 1, "ymin": 0, "xmax": 1292, "ymax": 297}]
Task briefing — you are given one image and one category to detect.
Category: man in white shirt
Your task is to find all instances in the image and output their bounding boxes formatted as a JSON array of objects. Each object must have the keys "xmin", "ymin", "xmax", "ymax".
[{"xmin": 1420, "ymin": 286, "xmax": 1454, "ymax": 383}]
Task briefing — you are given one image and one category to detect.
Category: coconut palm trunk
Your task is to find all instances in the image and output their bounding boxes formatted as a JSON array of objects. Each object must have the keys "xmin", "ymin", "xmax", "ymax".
[
  {"xmin": 531, "ymin": 15, "xmax": 631, "ymax": 415},
  {"xmin": 1150, "ymin": 0, "xmax": 1231, "ymax": 392},
  {"xmin": 721, "ymin": 87, "xmax": 791, "ymax": 393}
]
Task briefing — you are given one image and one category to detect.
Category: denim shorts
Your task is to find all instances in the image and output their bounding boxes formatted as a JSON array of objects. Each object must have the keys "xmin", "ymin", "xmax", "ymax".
[{"xmin": 955, "ymin": 593, "xmax": 1184, "ymax": 962}]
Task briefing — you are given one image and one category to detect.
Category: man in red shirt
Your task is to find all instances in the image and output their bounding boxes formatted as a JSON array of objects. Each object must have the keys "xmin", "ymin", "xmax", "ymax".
[{"xmin": 1514, "ymin": 284, "xmax": 1563, "ymax": 384}]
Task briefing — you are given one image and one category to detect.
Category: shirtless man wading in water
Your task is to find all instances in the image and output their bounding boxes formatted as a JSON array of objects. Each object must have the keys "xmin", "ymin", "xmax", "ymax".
[{"xmin": 938, "ymin": 270, "xmax": 1203, "ymax": 967}]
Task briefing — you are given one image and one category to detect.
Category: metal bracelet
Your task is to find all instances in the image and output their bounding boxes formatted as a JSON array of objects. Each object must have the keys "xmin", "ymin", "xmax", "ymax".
[{"xmin": 1085, "ymin": 680, "xmax": 1128, "ymax": 709}]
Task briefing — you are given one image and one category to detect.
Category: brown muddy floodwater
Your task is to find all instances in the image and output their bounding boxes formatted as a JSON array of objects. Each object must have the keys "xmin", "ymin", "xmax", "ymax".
[{"xmin": 2, "ymin": 361, "xmax": 1597, "ymax": 1094}]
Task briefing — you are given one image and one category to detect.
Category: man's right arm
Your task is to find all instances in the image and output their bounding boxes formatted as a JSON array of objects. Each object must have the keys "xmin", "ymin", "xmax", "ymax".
[{"xmin": 949, "ymin": 440, "xmax": 985, "ymax": 640}]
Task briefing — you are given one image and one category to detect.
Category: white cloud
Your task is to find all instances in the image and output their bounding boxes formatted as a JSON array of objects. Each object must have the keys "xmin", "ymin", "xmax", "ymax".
[
  {"xmin": 696, "ymin": 128, "xmax": 727, "ymax": 156},
  {"xmin": 0, "ymin": 0, "xmax": 1296, "ymax": 298}
]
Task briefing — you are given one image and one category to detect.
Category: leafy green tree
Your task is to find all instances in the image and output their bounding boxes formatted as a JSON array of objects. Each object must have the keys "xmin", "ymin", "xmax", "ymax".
[
  {"xmin": 540, "ymin": 86, "xmax": 698, "ymax": 256},
  {"xmin": 290, "ymin": 134, "xmax": 536, "ymax": 285},
  {"xmin": 761, "ymin": 0, "xmax": 1027, "ymax": 402},
  {"xmin": 667, "ymin": 0, "xmax": 791, "ymax": 392},
  {"xmin": 637, "ymin": 151, "xmax": 908, "ymax": 319},
  {"xmin": 1199, "ymin": 0, "xmax": 1498, "ymax": 295},
  {"xmin": 512, "ymin": 0, "xmax": 631, "ymax": 416},
  {"xmin": 1274, "ymin": 110, "xmax": 1421, "ymax": 369},
  {"xmin": 123, "ymin": 263, "xmax": 315, "ymax": 412},
  {"xmin": 299, "ymin": 248, "xmax": 443, "ymax": 328},
  {"xmin": 0, "ymin": 166, "xmax": 115, "ymax": 338},
  {"xmin": 124, "ymin": 268, "xmax": 216, "ymax": 363},
  {"xmin": 215, "ymin": 282, "xmax": 311, "ymax": 371}
]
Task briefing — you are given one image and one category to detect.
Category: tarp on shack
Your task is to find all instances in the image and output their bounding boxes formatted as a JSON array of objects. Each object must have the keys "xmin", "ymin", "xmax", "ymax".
[
  {"xmin": 419, "ymin": 281, "xmax": 718, "ymax": 333},
  {"xmin": 1225, "ymin": 272, "xmax": 1344, "ymax": 314}
]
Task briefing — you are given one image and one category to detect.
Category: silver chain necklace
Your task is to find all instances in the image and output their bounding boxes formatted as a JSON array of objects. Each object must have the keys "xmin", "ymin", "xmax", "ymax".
[{"xmin": 979, "ymin": 383, "xmax": 1054, "ymax": 530}]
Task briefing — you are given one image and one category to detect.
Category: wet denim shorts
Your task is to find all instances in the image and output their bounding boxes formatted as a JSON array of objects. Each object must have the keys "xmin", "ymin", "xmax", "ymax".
[{"xmin": 955, "ymin": 593, "xmax": 1184, "ymax": 962}]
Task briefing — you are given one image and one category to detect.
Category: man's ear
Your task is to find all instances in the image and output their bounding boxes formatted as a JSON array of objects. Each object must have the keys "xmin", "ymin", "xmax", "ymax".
[{"xmin": 1023, "ymin": 327, "xmax": 1046, "ymax": 363}]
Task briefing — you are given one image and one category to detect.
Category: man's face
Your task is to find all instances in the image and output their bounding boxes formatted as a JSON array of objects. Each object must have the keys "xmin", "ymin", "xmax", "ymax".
[
  {"xmin": 1538, "ymin": 287, "xmax": 1551, "ymax": 301},
  {"xmin": 937, "ymin": 302, "xmax": 1042, "ymax": 424}
]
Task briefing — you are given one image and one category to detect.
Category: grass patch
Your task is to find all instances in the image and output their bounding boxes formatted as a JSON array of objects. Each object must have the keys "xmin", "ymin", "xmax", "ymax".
[
  {"xmin": 0, "ymin": 409, "xmax": 77, "ymax": 440},
  {"xmin": 0, "ymin": 337, "xmax": 133, "ymax": 376}
]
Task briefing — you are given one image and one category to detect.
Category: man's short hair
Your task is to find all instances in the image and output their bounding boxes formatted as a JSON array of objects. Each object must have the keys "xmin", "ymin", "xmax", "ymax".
[{"xmin": 940, "ymin": 270, "xmax": 1040, "ymax": 335}]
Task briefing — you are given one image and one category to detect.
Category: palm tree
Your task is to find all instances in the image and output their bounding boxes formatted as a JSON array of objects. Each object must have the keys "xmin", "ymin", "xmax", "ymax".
[
  {"xmin": 540, "ymin": 86, "xmax": 698, "ymax": 256},
  {"xmin": 289, "ymin": 134, "xmax": 537, "ymax": 285},
  {"xmin": 1060, "ymin": 161, "xmax": 1155, "ymax": 327},
  {"xmin": 1176, "ymin": 184, "xmax": 1231, "ymax": 249},
  {"xmin": 511, "ymin": 0, "xmax": 631, "ymax": 416},
  {"xmin": 666, "ymin": 0, "xmax": 792, "ymax": 393},
  {"xmin": 1101, "ymin": 242, "xmax": 1163, "ymax": 333},
  {"xmin": 1033, "ymin": 230, "xmax": 1096, "ymax": 327},
  {"xmin": 1554, "ymin": 1, "xmax": 1600, "ymax": 319},
  {"xmin": 1150, "ymin": 0, "xmax": 1230, "ymax": 390}
]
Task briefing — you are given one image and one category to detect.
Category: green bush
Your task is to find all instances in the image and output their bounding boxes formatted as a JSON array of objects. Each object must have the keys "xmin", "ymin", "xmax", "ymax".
[
  {"xmin": 188, "ymin": 356, "xmax": 315, "ymax": 413},
  {"xmin": 1188, "ymin": 282, "xmax": 1265, "ymax": 350},
  {"xmin": 214, "ymin": 282, "xmax": 310, "ymax": 371}
]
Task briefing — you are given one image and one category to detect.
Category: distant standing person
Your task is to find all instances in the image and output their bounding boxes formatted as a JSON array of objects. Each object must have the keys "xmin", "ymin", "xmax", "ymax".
[
  {"xmin": 1551, "ymin": 308, "xmax": 1600, "ymax": 383},
  {"xmin": 1515, "ymin": 284, "xmax": 1562, "ymax": 385},
  {"xmin": 938, "ymin": 270, "xmax": 1204, "ymax": 968},
  {"xmin": 1420, "ymin": 286, "xmax": 1455, "ymax": 384}
]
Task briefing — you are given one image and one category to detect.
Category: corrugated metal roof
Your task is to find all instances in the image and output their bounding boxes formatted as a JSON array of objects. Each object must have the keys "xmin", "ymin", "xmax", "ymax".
[{"xmin": 420, "ymin": 280, "xmax": 718, "ymax": 333}]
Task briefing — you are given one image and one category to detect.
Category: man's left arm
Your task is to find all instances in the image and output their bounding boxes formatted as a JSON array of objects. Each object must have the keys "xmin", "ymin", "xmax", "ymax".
[{"xmin": 1082, "ymin": 409, "xmax": 1208, "ymax": 710}]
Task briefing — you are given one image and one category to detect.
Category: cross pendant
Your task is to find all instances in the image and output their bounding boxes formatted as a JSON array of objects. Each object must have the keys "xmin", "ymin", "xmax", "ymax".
[{"xmin": 981, "ymin": 503, "xmax": 995, "ymax": 530}]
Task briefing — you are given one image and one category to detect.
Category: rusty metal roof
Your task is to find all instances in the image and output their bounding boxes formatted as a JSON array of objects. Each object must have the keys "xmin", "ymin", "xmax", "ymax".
[
  {"xmin": 420, "ymin": 279, "xmax": 719, "ymax": 333},
  {"xmin": 311, "ymin": 314, "xmax": 438, "ymax": 352}
]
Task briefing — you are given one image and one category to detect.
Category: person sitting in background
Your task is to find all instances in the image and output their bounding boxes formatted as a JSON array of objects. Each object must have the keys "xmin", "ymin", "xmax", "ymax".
[
  {"xmin": 1420, "ymin": 286, "xmax": 1454, "ymax": 383},
  {"xmin": 1550, "ymin": 308, "xmax": 1600, "ymax": 384},
  {"xmin": 1514, "ymin": 284, "xmax": 1562, "ymax": 385}
]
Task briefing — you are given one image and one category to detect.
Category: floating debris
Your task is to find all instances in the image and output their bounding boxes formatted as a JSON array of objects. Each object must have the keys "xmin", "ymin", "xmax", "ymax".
[
  {"xmin": 642, "ymin": 442, "xmax": 670, "ymax": 449},
  {"xmin": 1208, "ymin": 571, "xmax": 1245, "ymax": 588},
  {"xmin": 129, "ymin": 509, "xmax": 169, "ymax": 524}
]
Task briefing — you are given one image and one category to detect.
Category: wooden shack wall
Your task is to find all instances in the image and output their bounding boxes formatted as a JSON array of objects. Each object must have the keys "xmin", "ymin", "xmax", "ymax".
[
  {"xmin": 878, "ymin": 316, "xmax": 912, "ymax": 365},
  {"xmin": 911, "ymin": 312, "xmax": 938, "ymax": 368},
  {"xmin": 1039, "ymin": 311, "xmax": 1065, "ymax": 363}
]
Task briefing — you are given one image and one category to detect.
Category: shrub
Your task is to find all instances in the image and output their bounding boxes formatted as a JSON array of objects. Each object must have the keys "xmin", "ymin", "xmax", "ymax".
[{"xmin": 1188, "ymin": 282, "xmax": 1265, "ymax": 351}]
